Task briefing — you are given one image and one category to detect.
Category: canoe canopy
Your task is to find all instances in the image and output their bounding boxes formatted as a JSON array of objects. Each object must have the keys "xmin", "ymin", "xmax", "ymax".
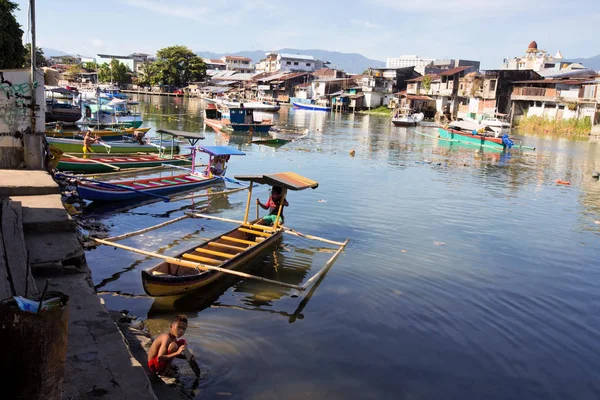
[
  {"xmin": 198, "ymin": 146, "xmax": 246, "ymax": 156},
  {"xmin": 156, "ymin": 129, "xmax": 206, "ymax": 145},
  {"xmin": 234, "ymin": 172, "xmax": 318, "ymax": 190}
]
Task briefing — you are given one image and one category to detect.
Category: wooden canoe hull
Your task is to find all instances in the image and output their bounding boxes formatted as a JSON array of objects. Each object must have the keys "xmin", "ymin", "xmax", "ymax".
[
  {"xmin": 437, "ymin": 127, "xmax": 505, "ymax": 149},
  {"xmin": 46, "ymin": 137, "xmax": 180, "ymax": 154},
  {"xmin": 57, "ymin": 154, "xmax": 193, "ymax": 173},
  {"xmin": 77, "ymin": 173, "xmax": 219, "ymax": 202},
  {"xmin": 142, "ymin": 224, "xmax": 283, "ymax": 297}
]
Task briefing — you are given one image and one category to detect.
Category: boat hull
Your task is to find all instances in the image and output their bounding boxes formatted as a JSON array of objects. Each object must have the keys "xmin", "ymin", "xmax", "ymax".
[
  {"xmin": 57, "ymin": 154, "xmax": 193, "ymax": 173},
  {"xmin": 142, "ymin": 225, "xmax": 283, "ymax": 297},
  {"xmin": 392, "ymin": 120, "xmax": 417, "ymax": 127},
  {"xmin": 231, "ymin": 123, "xmax": 272, "ymax": 133},
  {"xmin": 291, "ymin": 101, "xmax": 331, "ymax": 111},
  {"xmin": 77, "ymin": 173, "xmax": 219, "ymax": 202},
  {"xmin": 47, "ymin": 137, "xmax": 179, "ymax": 154},
  {"xmin": 437, "ymin": 127, "xmax": 505, "ymax": 149}
]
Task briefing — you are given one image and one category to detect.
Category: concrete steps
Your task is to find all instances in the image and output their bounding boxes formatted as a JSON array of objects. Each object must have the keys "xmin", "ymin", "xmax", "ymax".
[
  {"xmin": 0, "ymin": 170, "xmax": 60, "ymax": 197},
  {"xmin": 12, "ymin": 194, "xmax": 75, "ymax": 234}
]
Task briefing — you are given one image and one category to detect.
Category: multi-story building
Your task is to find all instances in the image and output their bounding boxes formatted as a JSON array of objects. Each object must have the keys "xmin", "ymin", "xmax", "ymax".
[
  {"xmin": 386, "ymin": 55, "xmax": 434, "ymax": 70},
  {"xmin": 220, "ymin": 56, "xmax": 254, "ymax": 73},
  {"xmin": 203, "ymin": 58, "xmax": 227, "ymax": 71},
  {"xmin": 500, "ymin": 40, "xmax": 589, "ymax": 77}
]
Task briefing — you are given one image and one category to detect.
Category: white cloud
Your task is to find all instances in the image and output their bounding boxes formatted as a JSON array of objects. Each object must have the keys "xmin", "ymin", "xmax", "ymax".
[
  {"xmin": 350, "ymin": 19, "xmax": 380, "ymax": 29},
  {"xmin": 91, "ymin": 39, "xmax": 104, "ymax": 48},
  {"xmin": 374, "ymin": 0, "xmax": 537, "ymax": 12}
]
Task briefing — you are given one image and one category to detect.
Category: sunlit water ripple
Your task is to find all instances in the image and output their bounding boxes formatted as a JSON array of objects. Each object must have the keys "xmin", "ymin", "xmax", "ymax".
[{"xmin": 85, "ymin": 96, "xmax": 600, "ymax": 399}]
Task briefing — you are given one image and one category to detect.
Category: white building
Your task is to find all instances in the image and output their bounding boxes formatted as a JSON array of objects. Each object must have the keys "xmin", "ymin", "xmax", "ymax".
[
  {"xmin": 500, "ymin": 40, "xmax": 588, "ymax": 77},
  {"xmin": 276, "ymin": 53, "xmax": 323, "ymax": 72},
  {"xmin": 386, "ymin": 55, "xmax": 434, "ymax": 69},
  {"xmin": 220, "ymin": 56, "xmax": 254, "ymax": 73}
]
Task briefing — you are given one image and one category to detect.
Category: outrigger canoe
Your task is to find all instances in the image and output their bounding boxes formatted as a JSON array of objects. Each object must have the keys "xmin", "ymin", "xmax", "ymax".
[
  {"xmin": 437, "ymin": 127, "xmax": 514, "ymax": 150},
  {"xmin": 47, "ymin": 137, "xmax": 180, "ymax": 154},
  {"xmin": 76, "ymin": 146, "xmax": 245, "ymax": 202},
  {"xmin": 57, "ymin": 153, "xmax": 193, "ymax": 173},
  {"xmin": 142, "ymin": 172, "xmax": 319, "ymax": 297}
]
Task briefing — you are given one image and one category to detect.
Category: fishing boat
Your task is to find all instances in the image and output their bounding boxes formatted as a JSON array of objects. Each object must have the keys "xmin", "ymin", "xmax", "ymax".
[
  {"xmin": 45, "ymin": 88, "xmax": 82, "ymax": 123},
  {"xmin": 204, "ymin": 104, "xmax": 273, "ymax": 134},
  {"xmin": 141, "ymin": 172, "xmax": 320, "ymax": 296},
  {"xmin": 46, "ymin": 136, "xmax": 180, "ymax": 154},
  {"xmin": 206, "ymin": 97, "xmax": 281, "ymax": 112},
  {"xmin": 75, "ymin": 146, "xmax": 245, "ymax": 202},
  {"xmin": 392, "ymin": 109, "xmax": 425, "ymax": 127},
  {"xmin": 291, "ymin": 101, "xmax": 331, "ymax": 111},
  {"xmin": 82, "ymin": 98, "xmax": 143, "ymax": 128},
  {"xmin": 437, "ymin": 127, "xmax": 514, "ymax": 150},
  {"xmin": 57, "ymin": 153, "xmax": 193, "ymax": 173}
]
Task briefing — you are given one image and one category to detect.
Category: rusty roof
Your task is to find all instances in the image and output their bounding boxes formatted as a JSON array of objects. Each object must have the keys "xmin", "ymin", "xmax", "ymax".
[
  {"xmin": 512, "ymin": 78, "xmax": 594, "ymax": 85},
  {"xmin": 223, "ymin": 55, "xmax": 252, "ymax": 61},
  {"xmin": 439, "ymin": 66, "xmax": 472, "ymax": 76},
  {"xmin": 407, "ymin": 74, "xmax": 440, "ymax": 83}
]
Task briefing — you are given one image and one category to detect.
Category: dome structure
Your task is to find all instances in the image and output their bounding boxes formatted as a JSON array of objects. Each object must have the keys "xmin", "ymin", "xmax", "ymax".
[{"xmin": 526, "ymin": 40, "xmax": 538, "ymax": 53}]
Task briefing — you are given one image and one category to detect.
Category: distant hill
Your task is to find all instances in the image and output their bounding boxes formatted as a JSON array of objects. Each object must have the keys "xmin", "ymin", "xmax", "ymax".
[
  {"xmin": 41, "ymin": 47, "xmax": 69, "ymax": 57},
  {"xmin": 567, "ymin": 55, "xmax": 600, "ymax": 71},
  {"xmin": 196, "ymin": 48, "xmax": 385, "ymax": 74}
]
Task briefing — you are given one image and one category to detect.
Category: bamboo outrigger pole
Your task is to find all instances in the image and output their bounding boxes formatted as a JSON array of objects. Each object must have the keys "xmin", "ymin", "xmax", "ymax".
[
  {"xmin": 61, "ymin": 154, "xmax": 121, "ymax": 171},
  {"xmin": 105, "ymin": 214, "xmax": 193, "ymax": 242}
]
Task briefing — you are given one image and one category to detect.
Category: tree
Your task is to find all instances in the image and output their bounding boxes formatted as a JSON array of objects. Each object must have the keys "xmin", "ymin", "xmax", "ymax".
[
  {"xmin": 98, "ymin": 59, "xmax": 131, "ymax": 85},
  {"xmin": 82, "ymin": 61, "xmax": 98, "ymax": 72},
  {"xmin": 422, "ymin": 75, "xmax": 432, "ymax": 93},
  {"xmin": 150, "ymin": 45, "xmax": 206, "ymax": 86},
  {"xmin": 23, "ymin": 43, "xmax": 48, "ymax": 68},
  {"xmin": 64, "ymin": 64, "xmax": 82, "ymax": 81},
  {"xmin": 0, "ymin": 0, "xmax": 25, "ymax": 69}
]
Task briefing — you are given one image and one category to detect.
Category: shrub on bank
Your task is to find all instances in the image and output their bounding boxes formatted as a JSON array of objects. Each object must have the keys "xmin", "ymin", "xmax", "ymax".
[{"xmin": 515, "ymin": 115, "xmax": 592, "ymax": 136}]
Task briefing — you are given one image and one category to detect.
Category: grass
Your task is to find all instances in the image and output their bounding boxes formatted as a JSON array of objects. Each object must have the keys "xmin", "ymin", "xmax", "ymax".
[
  {"xmin": 515, "ymin": 115, "xmax": 592, "ymax": 136},
  {"xmin": 359, "ymin": 106, "xmax": 392, "ymax": 116}
]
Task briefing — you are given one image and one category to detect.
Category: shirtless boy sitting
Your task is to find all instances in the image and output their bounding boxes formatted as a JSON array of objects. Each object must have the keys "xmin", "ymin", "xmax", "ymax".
[{"xmin": 147, "ymin": 314, "xmax": 189, "ymax": 377}]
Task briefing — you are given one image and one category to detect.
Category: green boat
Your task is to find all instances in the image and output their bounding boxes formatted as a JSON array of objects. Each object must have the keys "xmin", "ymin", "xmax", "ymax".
[
  {"xmin": 47, "ymin": 137, "xmax": 180, "ymax": 154},
  {"xmin": 437, "ymin": 127, "xmax": 507, "ymax": 150},
  {"xmin": 57, "ymin": 153, "xmax": 193, "ymax": 173}
]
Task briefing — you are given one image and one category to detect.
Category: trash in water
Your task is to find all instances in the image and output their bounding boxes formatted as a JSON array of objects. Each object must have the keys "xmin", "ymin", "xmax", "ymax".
[
  {"xmin": 433, "ymin": 241, "xmax": 445, "ymax": 246},
  {"xmin": 318, "ymin": 199, "xmax": 327, "ymax": 203}
]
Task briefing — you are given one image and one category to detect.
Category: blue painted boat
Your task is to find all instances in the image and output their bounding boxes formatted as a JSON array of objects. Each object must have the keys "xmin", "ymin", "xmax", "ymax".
[
  {"xmin": 204, "ymin": 104, "xmax": 273, "ymax": 134},
  {"xmin": 291, "ymin": 101, "xmax": 331, "ymax": 111},
  {"xmin": 76, "ymin": 146, "xmax": 246, "ymax": 202}
]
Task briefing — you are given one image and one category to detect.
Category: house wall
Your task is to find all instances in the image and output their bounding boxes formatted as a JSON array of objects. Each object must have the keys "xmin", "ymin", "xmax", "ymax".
[{"xmin": 363, "ymin": 92, "xmax": 393, "ymax": 108}]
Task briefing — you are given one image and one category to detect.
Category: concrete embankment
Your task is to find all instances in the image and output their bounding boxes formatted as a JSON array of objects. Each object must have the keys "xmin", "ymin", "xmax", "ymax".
[{"xmin": 1, "ymin": 170, "xmax": 157, "ymax": 400}]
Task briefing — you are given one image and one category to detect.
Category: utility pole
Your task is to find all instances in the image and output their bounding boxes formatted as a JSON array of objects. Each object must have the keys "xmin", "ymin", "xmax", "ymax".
[{"xmin": 24, "ymin": 0, "xmax": 45, "ymax": 169}]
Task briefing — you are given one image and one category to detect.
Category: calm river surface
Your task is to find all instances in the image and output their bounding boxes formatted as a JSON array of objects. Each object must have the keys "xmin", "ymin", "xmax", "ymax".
[{"xmin": 87, "ymin": 95, "xmax": 600, "ymax": 399}]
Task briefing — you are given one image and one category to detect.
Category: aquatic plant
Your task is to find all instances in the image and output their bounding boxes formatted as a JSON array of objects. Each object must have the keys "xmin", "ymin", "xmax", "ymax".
[{"xmin": 515, "ymin": 115, "xmax": 592, "ymax": 136}]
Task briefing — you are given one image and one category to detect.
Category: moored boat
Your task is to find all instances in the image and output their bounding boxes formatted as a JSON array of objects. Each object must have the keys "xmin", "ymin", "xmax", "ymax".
[
  {"xmin": 291, "ymin": 101, "xmax": 331, "ymax": 111},
  {"xmin": 204, "ymin": 104, "xmax": 273, "ymax": 134},
  {"xmin": 45, "ymin": 88, "xmax": 82, "ymax": 123},
  {"xmin": 437, "ymin": 127, "xmax": 513, "ymax": 149},
  {"xmin": 57, "ymin": 153, "xmax": 193, "ymax": 173},
  {"xmin": 141, "ymin": 172, "xmax": 320, "ymax": 297},
  {"xmin": 75, "ymin": 146, "xmax": 245, "ymax": 202},
  {"xmin": 46, "ymin": 136, "xmax": 180, "ymax": 154}
]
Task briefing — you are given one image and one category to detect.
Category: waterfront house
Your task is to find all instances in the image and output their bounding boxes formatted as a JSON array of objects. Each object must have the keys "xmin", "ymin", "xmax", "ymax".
[
  {"xmin": 361, "ymin": 67, "xmax": 420, "ymax": 109},
  {"xmin": 203, "ymin": 58, "xmax": 227, "ymax": 72},
  {"xmin": 510, "ymin": 73, "xmax": 599, "ymax": 123},
  {"xmin": 220, "ymin": 56, "xmax": 254, "ymax": 73},
  {"xmin": 253, "ymin": 71, "xmax": 312, "ymax": 102}
]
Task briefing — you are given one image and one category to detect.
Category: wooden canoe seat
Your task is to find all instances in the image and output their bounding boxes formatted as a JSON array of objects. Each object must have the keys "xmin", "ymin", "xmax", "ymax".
[
  {"xmin": 161, "ymin": 180, "xmax": 178, "ymax": 184},
  {"xmin": 151, "ymin": 271, "xmax": 167, "ymax": 276},
  {"xmin": 238, "ymin": 227, "xmax": 272, "ymax": 237},
  {"xmin": 182, "ymin": 253, "xmax": 222, "ymax": 265},
  {"xmin": 208, "ymin": 242, "xmax": 247, "ymax": 251},
  {"xmin": 134, "ymin": 183, "xmax": 151, "ymax": 187},
  {"xmin": 221, "ymin": 236, "xmax": 255, "ymax": 245},
  {"xmin": 194, "ymin": 248, "xmax": 236, "ymax": 259},
  {"xmin": 174, "ymin": 178, "xmax": 190, "ymax": 182},
  {"xmin": 243, "ymin": 223, "xmax": 274, "ymax": 232}
]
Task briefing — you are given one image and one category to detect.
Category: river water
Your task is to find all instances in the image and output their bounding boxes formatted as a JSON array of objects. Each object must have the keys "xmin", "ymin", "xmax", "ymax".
[{"xmin": 87, "ymin": 95, "xmax": 600, "ymax": 399}]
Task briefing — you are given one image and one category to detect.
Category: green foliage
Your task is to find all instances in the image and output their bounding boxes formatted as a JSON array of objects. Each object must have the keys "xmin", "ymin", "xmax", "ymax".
[
  {"xmin": 516, "ymin": 115, "xmax": 592, "ymax": 136},
  {"xmin": 148, "ymin": 45, "xmax": 206, "ymax": 86},
  {"xmin": 0, "ymin": 0, "xmax": 25, "ymax": 69},
  {"xmin": 64, "ymin": 64, "xmax": 82, "ymax": 81},
  {"xmin": 82, "ymin": 62, "xmax": 98, "ymax": 72},
  {"xmin": 422, "ymin": 75, "xmax": 432, "ymax": 93},
  {"xmin": 23, "ymin": 44, "xmax": 48, "ymax": 68},
  {"xmin": 360, "ymin": 106, "xmax": 392, "ymax": 115},
  {"xmin": 98, "ymin": 59, "xmax": 131, "ymax": 84}
]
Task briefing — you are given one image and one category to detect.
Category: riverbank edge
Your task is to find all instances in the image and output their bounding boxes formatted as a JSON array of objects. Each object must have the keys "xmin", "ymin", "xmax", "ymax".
[{"xmin": 0, "ymin": 169, "xmax": 160, "ymax": 400}]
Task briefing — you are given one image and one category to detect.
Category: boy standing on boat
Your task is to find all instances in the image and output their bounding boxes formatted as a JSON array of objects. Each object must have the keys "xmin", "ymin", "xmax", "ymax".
[
  {"xmin": 82, "ymin": 130, "xmax": 99, "ymax": 157},
  {"xmin": 257, "ymin": 186, "xmax": 288, "ymax": 226},
  {"xmin": 147, "ymin": 315, "xmax": 192, "ymax": 377}
]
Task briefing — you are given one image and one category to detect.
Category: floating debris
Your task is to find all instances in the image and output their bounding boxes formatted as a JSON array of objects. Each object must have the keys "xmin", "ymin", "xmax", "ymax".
[
  {"xmin": 556, "ymin": 180, "xmax": 571, "ymax": 186},
  {"xmin": 433, "ymin": 241, "xmax": 445, "ymax": 246}
]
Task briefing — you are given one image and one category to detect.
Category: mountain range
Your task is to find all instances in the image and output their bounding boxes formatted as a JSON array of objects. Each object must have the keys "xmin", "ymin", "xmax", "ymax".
[
  {"xmin": 567, "ymin": 55, "xmax": 600, "ymax": 71},
  {"xmin": 195, "ymin": 48, "xmax": 385, "ymax": 74}
]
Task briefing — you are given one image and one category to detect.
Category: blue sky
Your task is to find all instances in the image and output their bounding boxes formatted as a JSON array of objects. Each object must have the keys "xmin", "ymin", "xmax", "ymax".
[{"xmin": 13, "ymin": 0, "xmax": 600, "ymax": 68}]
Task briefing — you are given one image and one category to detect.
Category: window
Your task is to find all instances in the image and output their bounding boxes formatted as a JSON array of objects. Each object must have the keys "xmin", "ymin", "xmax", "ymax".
[
  {"xmin": 294, "ymin": 62, "xmax": 299, "ymax": 66},
  {"xmin": 489, "ymin": 79, "xmax": 497, "ymax": 91},
  {"xmin": 287, "ymin": 61, "xmax": 291, "ymax": 65},
  {"xmin": 306, "ymin": 63, "xmax": 311, "ymax": 67}
]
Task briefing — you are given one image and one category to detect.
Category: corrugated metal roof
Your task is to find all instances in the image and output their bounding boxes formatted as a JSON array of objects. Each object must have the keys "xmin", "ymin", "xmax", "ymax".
[
  {"xmin": 223, "ymin": 55, "xmax": 252, "ymax": 61},
  {"xmin": 407, "ymin": 74, "xmax": 440, "ymax": 83}
]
